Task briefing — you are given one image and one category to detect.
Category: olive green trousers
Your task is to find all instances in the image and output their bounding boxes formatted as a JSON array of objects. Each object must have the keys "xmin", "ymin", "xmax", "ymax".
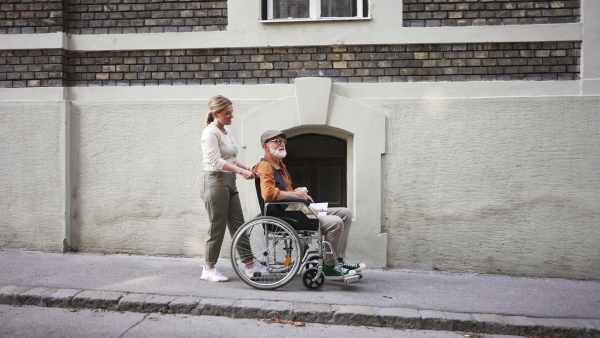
[{"xmin": 201, "ymin": 171, "xmax": 250, "ymax": 265}]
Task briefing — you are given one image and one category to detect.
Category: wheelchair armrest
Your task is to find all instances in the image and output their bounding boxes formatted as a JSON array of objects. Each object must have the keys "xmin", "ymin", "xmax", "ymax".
[
  {"xmin": 264, "ymin": 199, "xmax": 319, "ymax": 219},
  {"xmin": 275, "ymin": 199, "xmax": 311, "ymax": 206}
]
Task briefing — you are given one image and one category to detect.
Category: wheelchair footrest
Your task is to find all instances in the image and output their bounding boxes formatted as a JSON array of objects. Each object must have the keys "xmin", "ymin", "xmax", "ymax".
[{"xmin": 342, "ymin": 274, "xmax": 362, "ymax": 284}]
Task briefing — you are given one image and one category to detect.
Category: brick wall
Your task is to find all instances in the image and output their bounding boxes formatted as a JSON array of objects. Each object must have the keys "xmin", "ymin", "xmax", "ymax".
[
  {"xmin": 0, "ymin": 43, "xmax": 581, "ymax": 88},
  {"xmin": 0, "ymin": 0, "xmax": 65, "ymax": 34},
  {"xmin": 403, "ymin": 0, "xmax": 580, "ymax": 27},
  {"xmin": 66, "ymin": 0, "xmax": 228, "ymax": 34},
  {"xmin": 0, "ymin": 49, "xmax": 67, "ymax": 87},
  {"xmin": 0, "ymin": 0, "xmax": 228, "ymax": 35},
  {"xmin": 61, "ymin": 42, "xmax": 580, "ymax": 87}
]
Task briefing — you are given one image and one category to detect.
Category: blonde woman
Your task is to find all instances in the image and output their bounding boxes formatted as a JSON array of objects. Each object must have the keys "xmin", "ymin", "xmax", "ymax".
[{"xmin": 200, "ymin": 95, "xmax": 267, "ymax": 282}]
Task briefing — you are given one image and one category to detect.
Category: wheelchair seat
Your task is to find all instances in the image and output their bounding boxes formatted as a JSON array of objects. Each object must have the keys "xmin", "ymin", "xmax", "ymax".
[{"xmin": 254, "ymin": 177, "xmax": 320, "ymax": 231}]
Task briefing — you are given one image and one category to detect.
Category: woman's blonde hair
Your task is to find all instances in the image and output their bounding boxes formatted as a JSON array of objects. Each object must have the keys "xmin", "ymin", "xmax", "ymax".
[{"xmin": 205, "ymin": 95, "xmax": 232, "ymax": 126}]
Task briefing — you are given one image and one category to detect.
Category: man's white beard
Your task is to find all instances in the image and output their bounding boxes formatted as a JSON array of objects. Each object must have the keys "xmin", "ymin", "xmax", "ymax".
[{"xmin": 269, "ymin": 147, "xmax": 287, "ymax": 159}]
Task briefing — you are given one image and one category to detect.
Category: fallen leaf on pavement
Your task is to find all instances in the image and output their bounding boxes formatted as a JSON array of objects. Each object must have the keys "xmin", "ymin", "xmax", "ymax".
[{"xmin": 259, "ymin": 316, "xmax": 305, "ymax": 327}]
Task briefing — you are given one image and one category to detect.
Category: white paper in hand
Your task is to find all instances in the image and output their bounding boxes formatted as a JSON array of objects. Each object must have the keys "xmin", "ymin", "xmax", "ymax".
[{"xmin": 310, "ymin": 203, "xmax": 328, "ymax": 216}]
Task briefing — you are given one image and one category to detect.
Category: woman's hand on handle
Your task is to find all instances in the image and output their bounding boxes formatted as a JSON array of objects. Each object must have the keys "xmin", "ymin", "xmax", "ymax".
[{"xmin": 240, "ymin": 169, "xmax": 256, "ymax": 180}]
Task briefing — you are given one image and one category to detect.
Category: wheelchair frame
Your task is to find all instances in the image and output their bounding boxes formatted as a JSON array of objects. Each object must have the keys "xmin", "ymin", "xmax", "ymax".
[{"xmin": 230, "ymin": 181, "xmax": 361, "ymax": 290}]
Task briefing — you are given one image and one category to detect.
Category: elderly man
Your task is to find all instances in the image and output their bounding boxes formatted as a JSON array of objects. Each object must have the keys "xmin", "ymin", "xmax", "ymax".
[{"xmin": 253, "ymin": 130, "xmax": 366, "ymax": 280}]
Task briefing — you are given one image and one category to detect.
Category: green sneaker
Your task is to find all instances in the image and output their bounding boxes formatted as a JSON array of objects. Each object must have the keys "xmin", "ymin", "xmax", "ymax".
[
  {"xmin": 323, "ymin": 265, "xmax": 356, "ymax": 280},
  {"xmin": 341, "ymin": 262, "xmax": 366, "ymax": 272}
]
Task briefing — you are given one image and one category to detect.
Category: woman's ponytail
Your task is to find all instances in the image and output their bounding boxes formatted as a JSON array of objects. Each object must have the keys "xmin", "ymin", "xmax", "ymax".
[{"xmin": 205, "ymin": 111, "xmax": 214, "ymax": 125}]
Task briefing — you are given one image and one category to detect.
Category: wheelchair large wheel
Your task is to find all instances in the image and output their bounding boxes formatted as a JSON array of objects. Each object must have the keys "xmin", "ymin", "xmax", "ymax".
[{"xmin": 231, "ymin": 216, "xmax": 303, "ymax": 290}]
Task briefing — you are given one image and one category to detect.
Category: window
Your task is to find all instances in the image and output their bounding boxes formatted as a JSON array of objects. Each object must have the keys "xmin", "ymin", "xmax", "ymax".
[
  {"xmin": 261, "ymin": 0, "xmax": 369, "ymax": 21},
  {"xmin": 284, "ymin": 134, "xmax": 347, "ymax": 208}
]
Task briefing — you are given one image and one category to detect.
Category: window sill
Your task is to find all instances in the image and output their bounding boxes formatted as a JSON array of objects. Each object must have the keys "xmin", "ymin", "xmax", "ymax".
[{"xmin": 260, "ymin": 17, "xmax": 371, "ymax": 24}]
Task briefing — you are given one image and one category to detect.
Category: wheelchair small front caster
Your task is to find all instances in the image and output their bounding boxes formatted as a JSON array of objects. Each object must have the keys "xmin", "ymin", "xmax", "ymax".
[{"xmin": 302, "ymin": 268, "xmax": 325, "ymax": 291}]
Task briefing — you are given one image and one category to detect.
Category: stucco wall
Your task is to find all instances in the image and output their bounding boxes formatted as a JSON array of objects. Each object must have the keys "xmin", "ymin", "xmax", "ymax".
[
  {"xmin": 69, "ymin": 99, "xmax": 269, "ymax": 256},
  {"xmin": 0, "ymin": 101, "xmax": 64, "ymax": 251},
  {"xmin": 370, "ymin": 96, "xmax": 600, "ymax": 279},
  {"xmin": 63, "ymin": 91, "xmax": 600, "ymax": 280},
  {"xmin": 1, "ymin": 87, "xmax": 599, "ymax": 279}
]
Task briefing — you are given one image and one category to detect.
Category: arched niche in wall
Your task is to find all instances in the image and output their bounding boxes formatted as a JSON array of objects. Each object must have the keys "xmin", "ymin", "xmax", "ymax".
[{"xmin": 241, "ymin": 77, "xmax": 387, "ymax": 267}]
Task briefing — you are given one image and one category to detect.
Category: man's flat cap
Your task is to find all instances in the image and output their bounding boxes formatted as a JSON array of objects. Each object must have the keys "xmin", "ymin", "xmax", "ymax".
[{"xmin": 260, "ymin": 130, "xmax": 287, "ymax": 144}]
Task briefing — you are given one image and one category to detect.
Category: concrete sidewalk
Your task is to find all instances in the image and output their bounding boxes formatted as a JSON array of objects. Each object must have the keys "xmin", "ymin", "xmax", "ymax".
[{"xmin": 1, "ymin": 249, "xmax": 599, "ymax": 337}]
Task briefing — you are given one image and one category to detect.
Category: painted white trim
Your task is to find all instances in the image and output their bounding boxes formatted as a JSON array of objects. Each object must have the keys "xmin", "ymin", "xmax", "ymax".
[
  {"xmin": 63, "ymin": 23, "xmax": 582, "ymax": 51},
  {"xmin": 582, "ymin": 79, "xmax": 600, "ymax": 96},
  {"xmin": 260, "ymin": 17, "xmax": 370, "ymax": 23},
  {"xmin": 581, "ymin": 0, "xmax": 600, "ymax": 95},
  {"xmin": 310, "ymin": 0, "xmax": 319, "ymax": 19},
  {"xmin": 332, "ymin": 81, "xmax": 581, "ymax": 99},
  {"xmin": 0, "ymin": 87, "xmax": 66, "ymax": 101},
  {"xmin": 241, "ymin": 77, "xmax": 388, "ymax": 267},
  {"xmin": 1, "ymin": 22, "xmax": 579, "ymax": 52},
  {"xmin": 0, "ymin": 80, "xmax": 581, "ymax": 102},
  {"xmin": 264, "ymin": 0, "xmax": 364, "ymax": 20},
  {"xmin": 0, "ymin": 32, "xmax": 66, "ymax": 50},
  {"xmin": 65, "ymin": 85, "xmax": 295, "ymax": 102},
  {"xmin": 60, "ymin": 100, "xmax": 72, "ymax": 252},
  {"xmin": 267, "ymin": 0, "xmax": 274, "ymax": 20},
  {"xmin": 0, "ymin": 78, "xmax": 580, "ymax": 102}
]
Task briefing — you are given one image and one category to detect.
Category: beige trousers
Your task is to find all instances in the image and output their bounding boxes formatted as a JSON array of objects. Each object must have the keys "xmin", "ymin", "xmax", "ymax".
[{"xmin": 318, "ymin": 207, "xmax": 353, "ymax": 266}]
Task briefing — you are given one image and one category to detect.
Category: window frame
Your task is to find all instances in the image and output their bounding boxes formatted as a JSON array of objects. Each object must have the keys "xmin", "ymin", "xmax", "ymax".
[{"xmin": 260, "ymin": 0, "xmax": 370, "ymax": 23}]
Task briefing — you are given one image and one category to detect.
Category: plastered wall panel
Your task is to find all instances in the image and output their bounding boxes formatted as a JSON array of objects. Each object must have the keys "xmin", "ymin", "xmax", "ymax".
[
  {"xmin": 70, "ymin": 100, "xmax": 264, "ymax": 257},
  {"xmin": 374, "ymin": 96, "xmax": 600, "ymax": 279},
  {"xmin": 0, "ymin": 102, "xmax": 63, "ymax": 251}
]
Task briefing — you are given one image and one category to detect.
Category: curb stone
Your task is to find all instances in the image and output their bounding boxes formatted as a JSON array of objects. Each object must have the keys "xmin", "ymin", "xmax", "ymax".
[
  {"xmin": 197, "ymin": 297, "xmax": 236, "ymax": 317},
  {"xmin": 234, "ymin": 299, "xmax": 266, "ymax": 318},
  {"xmin": 293, "ymin": 302, "xmax": 334, "ymax": 323},
  {"xmin": 71, "ymin": 290, "xmax": 123, "ymax": 310},
  {"xmin": 334, "ymin": 304, "xmax": 378, "ymax": 326},
  {"xmin": 17, "ymin": 287, "xmax": 58, "ymax": 306},
  {"xmin": 263, "ymin": 300, "xmax": 294, "ymax": 320},
  {"xmin": 169, "ymin": 296, "xmax": 201, "ymax": 314},
  {"xmin": 117, "ymin": 293, "xmax": 151, "ymax": 312},
  {"xmin": 421, "ymin": 310, "xmax": 454, "ymax": 331},
  {"xmin": 145, "ymin": 295, "xmax": 176, "ymax": 313},
  {"xmin": 0, "ymin": 285, "xmax": 32, "ymax": 305},
  {"xmin": 445, "ymin": 311, "xmax": 479, "ymax": 332},
  {"xmin": 0, "ymin": 285, "xmax": 599, "ymax": 337},
  {"xmin": 376, "ymin": 307, "xmax": 421, "ymax": 329},
  {"xmin": 42, "ymin": 289, "xmax": 82, "ymax": 308}
]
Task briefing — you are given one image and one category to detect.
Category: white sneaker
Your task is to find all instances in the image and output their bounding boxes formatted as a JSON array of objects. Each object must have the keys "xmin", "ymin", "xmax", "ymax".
[
  {"xmin": 200, "ymin": 267, "xmax": 228, "ymax": 282},
  {"xmin": 245, "ymin": 261, "xmax": 269, "ymax": 279}
]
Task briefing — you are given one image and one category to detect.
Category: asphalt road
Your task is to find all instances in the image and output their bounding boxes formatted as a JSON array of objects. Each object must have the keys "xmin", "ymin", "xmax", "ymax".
[{"xmin": 0, "ymin": 305, "xmax": 525, "ymax": 338}]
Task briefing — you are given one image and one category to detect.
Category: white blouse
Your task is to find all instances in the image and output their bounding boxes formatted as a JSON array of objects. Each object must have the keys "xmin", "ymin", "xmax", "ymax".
[{"xmin": 201, "ymin": 122, "xmax": 238, "ymax": 172}]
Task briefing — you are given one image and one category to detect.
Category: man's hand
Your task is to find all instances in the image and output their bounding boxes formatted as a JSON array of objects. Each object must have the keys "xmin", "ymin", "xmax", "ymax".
[
  {"xmin": 281, "ymin": 190, "xmax": 314, "ymax": 203},
  {"xmin": 292, "ymin": 190, "xmax": 314, "ymax": 203}
]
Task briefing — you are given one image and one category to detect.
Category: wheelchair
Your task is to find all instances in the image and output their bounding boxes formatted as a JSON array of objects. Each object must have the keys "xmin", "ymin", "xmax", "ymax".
[{"xmin": 229, "ymin": 178, "xmax": 362, "ymax": 290}]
